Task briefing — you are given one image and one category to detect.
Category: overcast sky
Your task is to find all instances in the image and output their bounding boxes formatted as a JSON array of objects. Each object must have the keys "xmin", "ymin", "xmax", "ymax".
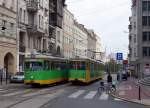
[{"xmin": 66, "ymin": 0, "xmax": 131, "ymax": 59}]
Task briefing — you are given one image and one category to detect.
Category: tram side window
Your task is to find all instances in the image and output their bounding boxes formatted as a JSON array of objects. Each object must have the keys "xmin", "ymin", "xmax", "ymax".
[
  {"xmin": 81, "ymin": 62, "xmax": 86, "ymax": 70},
  {"xmin": 71, "ymin": 62, "xmax": 86, "ymax": 70},
  {"xmin": 44, "ymin": 60, "xmax": 49, "ymax": 70},
  {"xmin": 51, "ymin": 62, "xmax": 61, "ymax": 71},
  {"xmin": 31, "ymin": 62, "xmax": 43, "ymax": 71}
]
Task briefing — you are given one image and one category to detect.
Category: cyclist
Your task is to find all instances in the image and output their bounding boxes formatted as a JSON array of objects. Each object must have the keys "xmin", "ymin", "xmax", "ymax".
[
  {"xmin": 107, "ymin": 73, "xmax": 112, "ymax": 84},
  {"xmin": 107, "ymin": 74, "xmax": 113, "ymax": 93}
]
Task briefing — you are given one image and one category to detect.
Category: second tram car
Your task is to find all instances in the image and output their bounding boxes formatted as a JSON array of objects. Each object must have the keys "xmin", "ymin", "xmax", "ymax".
[{"xmin": 68, "ymin": 58, "xmax": 104, "ymax": 83}]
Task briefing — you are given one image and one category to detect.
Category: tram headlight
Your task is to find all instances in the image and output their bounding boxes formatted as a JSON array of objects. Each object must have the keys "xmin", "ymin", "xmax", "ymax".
[{"xmin": 30, "ymin": 76, "xmax": 34, "ymax": 79}]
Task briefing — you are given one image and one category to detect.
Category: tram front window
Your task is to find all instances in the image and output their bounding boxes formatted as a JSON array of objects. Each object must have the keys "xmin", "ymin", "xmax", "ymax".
[{"xmin": 25, "ymin": 62, "xmax": 43, "ymax": 71}]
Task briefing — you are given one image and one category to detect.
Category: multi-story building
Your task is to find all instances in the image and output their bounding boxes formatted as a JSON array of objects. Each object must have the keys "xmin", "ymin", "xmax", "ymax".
[
  {"xmin": 96, "ymin": 36, "xmax": 102, "ymax": 61},
  {"xmin": 63, "ymin": 6, "xmax": 74, "ymax": 59},
  {"xmin": 49, "ymin": 0, "xmax": 65, "ymax": 57},
  {"xmin": 87, "ymin": 30, "xmax": 97, "ymax": 59},
  {"xmin": 129, "ymin": 0, "xmax": 150, "ymax": 78},
  {"xmin": 0, "ymin": 0, "xmax": 17, "ymax": 76},
  {"xmin": 18, "ymin": 0, "xmax": 49, "ymax": 72},
  {"xmin": 73, "ymin": 21, "xmax": 88, "ymax": 58}
]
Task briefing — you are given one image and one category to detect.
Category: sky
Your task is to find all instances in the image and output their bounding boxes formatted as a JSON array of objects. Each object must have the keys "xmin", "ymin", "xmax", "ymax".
[{"xmin": 66, "ymin": 0, "xmax": 131, "ymax": 59}]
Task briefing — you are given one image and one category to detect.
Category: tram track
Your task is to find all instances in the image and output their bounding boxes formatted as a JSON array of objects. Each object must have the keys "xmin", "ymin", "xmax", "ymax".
[{"xmin": 4, "ymin": 83, "xmax": 76, "ymax": 108}]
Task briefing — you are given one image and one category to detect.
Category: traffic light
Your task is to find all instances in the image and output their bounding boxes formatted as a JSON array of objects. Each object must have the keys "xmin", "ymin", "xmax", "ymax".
[{"xmin": 1, "ymin": 26, "xmax": 6, "ymax": 30}]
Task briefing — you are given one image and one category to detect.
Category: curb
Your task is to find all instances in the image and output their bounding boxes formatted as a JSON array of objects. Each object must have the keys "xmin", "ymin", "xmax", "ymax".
[{"xmin": 111, "ymin": 93, "xmax": 150, "ymax": 106}]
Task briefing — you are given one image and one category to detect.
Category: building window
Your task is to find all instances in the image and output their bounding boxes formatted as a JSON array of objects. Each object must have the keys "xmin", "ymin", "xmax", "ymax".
[
  {"xmin": 10, "ymin": 23, "xmax": 14, "ymax": 36},
  {"xmin": 143, "ymin": 47, "xmax": 148, "ymax": 57},
  {"xmin": 2, "ymin": 0, "xmax": 6, "ymax": 7},
  {"xmin": 143, "ymin": 16, "xmax": 148, "ymax": 26},
  {"xmin": 39, "ymin": 15, "xmax": 40, "ymax": 28},
  {"xmin": 143, "ymin": 32, "xmax": 147, "ymax": 41},
  {"xmin": 23, "ymin": 10, "xmax": 26, "ymax": 23},
  {"xmin": 134, "ymin": 35, "xmax": 136, "ymax": 43},
  {"xmin": 142, "ymin": 1, "xmax": 148, "ymax": 11},
  {"xmin": 19, "ymin": 8, "xmax": 22, "ymax": 22},
  {"xmin": 57, "ymin": 31, "xmax": 60, "ymax": 42},
  {"xmin": 129, "ymin": 35, "xmax": 132, "ymax": 42}
]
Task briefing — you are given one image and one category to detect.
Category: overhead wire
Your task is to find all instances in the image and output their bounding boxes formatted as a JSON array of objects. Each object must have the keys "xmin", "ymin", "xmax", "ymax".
[{"xmin": 73, "ymin": 2, "xmax": 130, "ymax": 17}]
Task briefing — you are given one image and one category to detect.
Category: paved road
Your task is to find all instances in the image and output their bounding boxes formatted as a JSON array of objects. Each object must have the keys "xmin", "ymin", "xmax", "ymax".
[{"xmin": 0, "ymin": 81, "xmax": 149, "ymax": 108}]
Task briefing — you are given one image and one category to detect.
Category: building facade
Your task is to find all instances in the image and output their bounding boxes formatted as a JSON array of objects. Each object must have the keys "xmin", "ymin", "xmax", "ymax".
[
  {"xmin": 129, "ymin": 0, "xmax": 150, "ymax": 78},
  {"xmin": 18, "ymin": 0, "xmax": 49, "ymax": 72},
  {"xmin": 87, "ymin": 30, "xmax": 97, "ymax": 59},
  {"xmin": 49, "ymin": 0, "xmax": 65, "ymax": 57},
  {"xmin": 73, "ymin": 21, "xmax": 88, "ymax": 58},
  {"xmin": 63, "ymin": 6, "xmax": 74, "ymax": 59},
  {"xmin": 96, "ymin": 36, "xmax": 102, "ymax": 61},
  {"xmin": 0, "ymin": 0, "xmax": 17, "ymax": 76}
]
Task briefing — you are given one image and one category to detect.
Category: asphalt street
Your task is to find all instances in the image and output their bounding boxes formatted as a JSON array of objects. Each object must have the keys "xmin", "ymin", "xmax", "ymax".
[{"xmin": 0, "ymin": 77, "xmax": 149, "ymax": 108}]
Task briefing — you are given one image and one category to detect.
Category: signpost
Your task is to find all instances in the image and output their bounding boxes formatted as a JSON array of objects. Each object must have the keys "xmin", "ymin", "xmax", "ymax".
[
  {"xmin": 116, "ymin": 53, "xmax": 123, "ymax": 60},
  {"xmin": 116, "ymin": 53, "xmax": 123, "ymax": 64},
  {"xmin": 116, "ymin": 53, "xmax": 123, "ymax": 81}
]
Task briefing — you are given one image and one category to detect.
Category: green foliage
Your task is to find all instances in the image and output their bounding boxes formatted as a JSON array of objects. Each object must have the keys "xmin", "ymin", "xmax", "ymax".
[{"xmin": 105, "ymin": 60, "xmax": 122, "ymax": 73}]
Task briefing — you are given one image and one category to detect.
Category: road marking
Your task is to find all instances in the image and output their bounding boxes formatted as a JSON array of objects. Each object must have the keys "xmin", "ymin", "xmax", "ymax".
[
  {"xmin": 2, "ymin": 90, "xmax": 30, "ymax": 97},
  {"xmin": 68, "ymin": 90, "xmax": 85, "ymax": 98},
  {"xmin": 114, "ymin": 98, "xmax": 122, "ymax": 101},
  {"xmin": 42, "ymin": 89, "xmax": 64, "ymax": 98},
  {"xmin": 99, "ymin": 92, "xmax": 108, "ymax": 100},
  {"xmin": 10, "ymin": 90, "xmax": 65, "ymax": 108},
  {"xmin": 84, "ymin": 91, "xmax": 97, "ymax": 99},
  {"xmin": 118, "ymin": 91, "xmax": 125, "ymax": 96},
  {"xmin": 22, "ymin": 90, "xmax": 42, "ymax": 97}
]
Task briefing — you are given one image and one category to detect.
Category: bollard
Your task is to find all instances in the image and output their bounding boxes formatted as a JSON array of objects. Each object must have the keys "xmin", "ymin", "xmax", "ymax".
[{"xmin": 138, "ymin": 86, "xmax": 141, "ymax": 100}]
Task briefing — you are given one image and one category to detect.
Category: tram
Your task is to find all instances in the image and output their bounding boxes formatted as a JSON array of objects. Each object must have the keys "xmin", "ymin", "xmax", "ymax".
[
  {"xmin": 24, "ymin": 54, "xmax": 68, "ymax": 86},
  {"xmin": 68, "ymin": 58, "xmax": 104, "ymax": 83}
]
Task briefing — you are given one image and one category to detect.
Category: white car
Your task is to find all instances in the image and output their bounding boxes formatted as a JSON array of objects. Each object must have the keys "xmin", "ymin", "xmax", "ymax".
[{"xmin": 10, "ymin": 72, "xmax": 24, "ymax": 83}]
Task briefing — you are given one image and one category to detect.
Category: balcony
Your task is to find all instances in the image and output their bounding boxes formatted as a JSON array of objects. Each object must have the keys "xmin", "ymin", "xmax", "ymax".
[
  {"xmin": 27, "ymin": 24, "xmax": 38, "ymax": 33},
  {"xmin": 19, "ymin": 46, "xmax": 26, "ymax": 53},
  {"xmin": 27, "ymin": 0, "xmax": 38, "ymax": 12},
  {"xmin": 128, "ymin": 24, "xmax": 132, "ymax": 31}
]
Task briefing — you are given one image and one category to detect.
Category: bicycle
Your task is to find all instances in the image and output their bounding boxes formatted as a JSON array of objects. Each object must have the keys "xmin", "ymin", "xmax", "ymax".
[
  {"xmin": 97, "ymin": 81, "xmax": 106, "ymax": 93},
  {"xmin": 97, "ymin": 82, "xmax": 116, "ymax": 94},
  {"xmin": 106, "ymin": 83, "xmax": 116, "ymax": 93}
]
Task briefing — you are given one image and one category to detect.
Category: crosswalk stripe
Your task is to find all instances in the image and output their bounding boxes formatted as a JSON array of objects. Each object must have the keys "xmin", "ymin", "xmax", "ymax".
[
  {"xmin": 84, "ymin": 91, "xmax": 97, "ymax": 99},
  {"xmin": 68, "ymin": 90, "xmax": 85, "ymax": 98},
  {"xmin": 42, "ymin": 89, "xmax": 64, "ymax": 98},
  {"xmin": 99, "ymin": 92, "xmax": 108, "ymax": 100}
]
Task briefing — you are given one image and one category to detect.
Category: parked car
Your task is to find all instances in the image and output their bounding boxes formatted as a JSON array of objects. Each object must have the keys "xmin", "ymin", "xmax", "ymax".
[{"xmin": 10, "ymin": 72, "xmax": 24, "ymax": 83}]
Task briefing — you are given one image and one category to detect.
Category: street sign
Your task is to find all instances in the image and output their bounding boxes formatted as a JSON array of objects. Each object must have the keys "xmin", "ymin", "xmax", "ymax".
[{"xmin": 116, "ymin": 53, "xmax": 123, "ymax": 60}]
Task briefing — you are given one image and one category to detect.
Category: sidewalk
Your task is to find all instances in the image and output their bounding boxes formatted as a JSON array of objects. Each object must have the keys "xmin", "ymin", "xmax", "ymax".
[
  {"xmin": 0, "ymin": 81, "xmax": 26, "ymax": 90},
  {"xmin": 112, "ymin": 77, "xmax": 150, "ymax": 106}
]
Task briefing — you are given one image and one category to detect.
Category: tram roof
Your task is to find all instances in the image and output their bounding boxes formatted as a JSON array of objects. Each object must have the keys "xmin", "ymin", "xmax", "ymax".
[
  {"xmin": 70, "ymin": 57, "xmax": 103, "ymax": 63},
  {"xmin": 25, "ymin": 54, "xmax": 67, "ymax": 61}
]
